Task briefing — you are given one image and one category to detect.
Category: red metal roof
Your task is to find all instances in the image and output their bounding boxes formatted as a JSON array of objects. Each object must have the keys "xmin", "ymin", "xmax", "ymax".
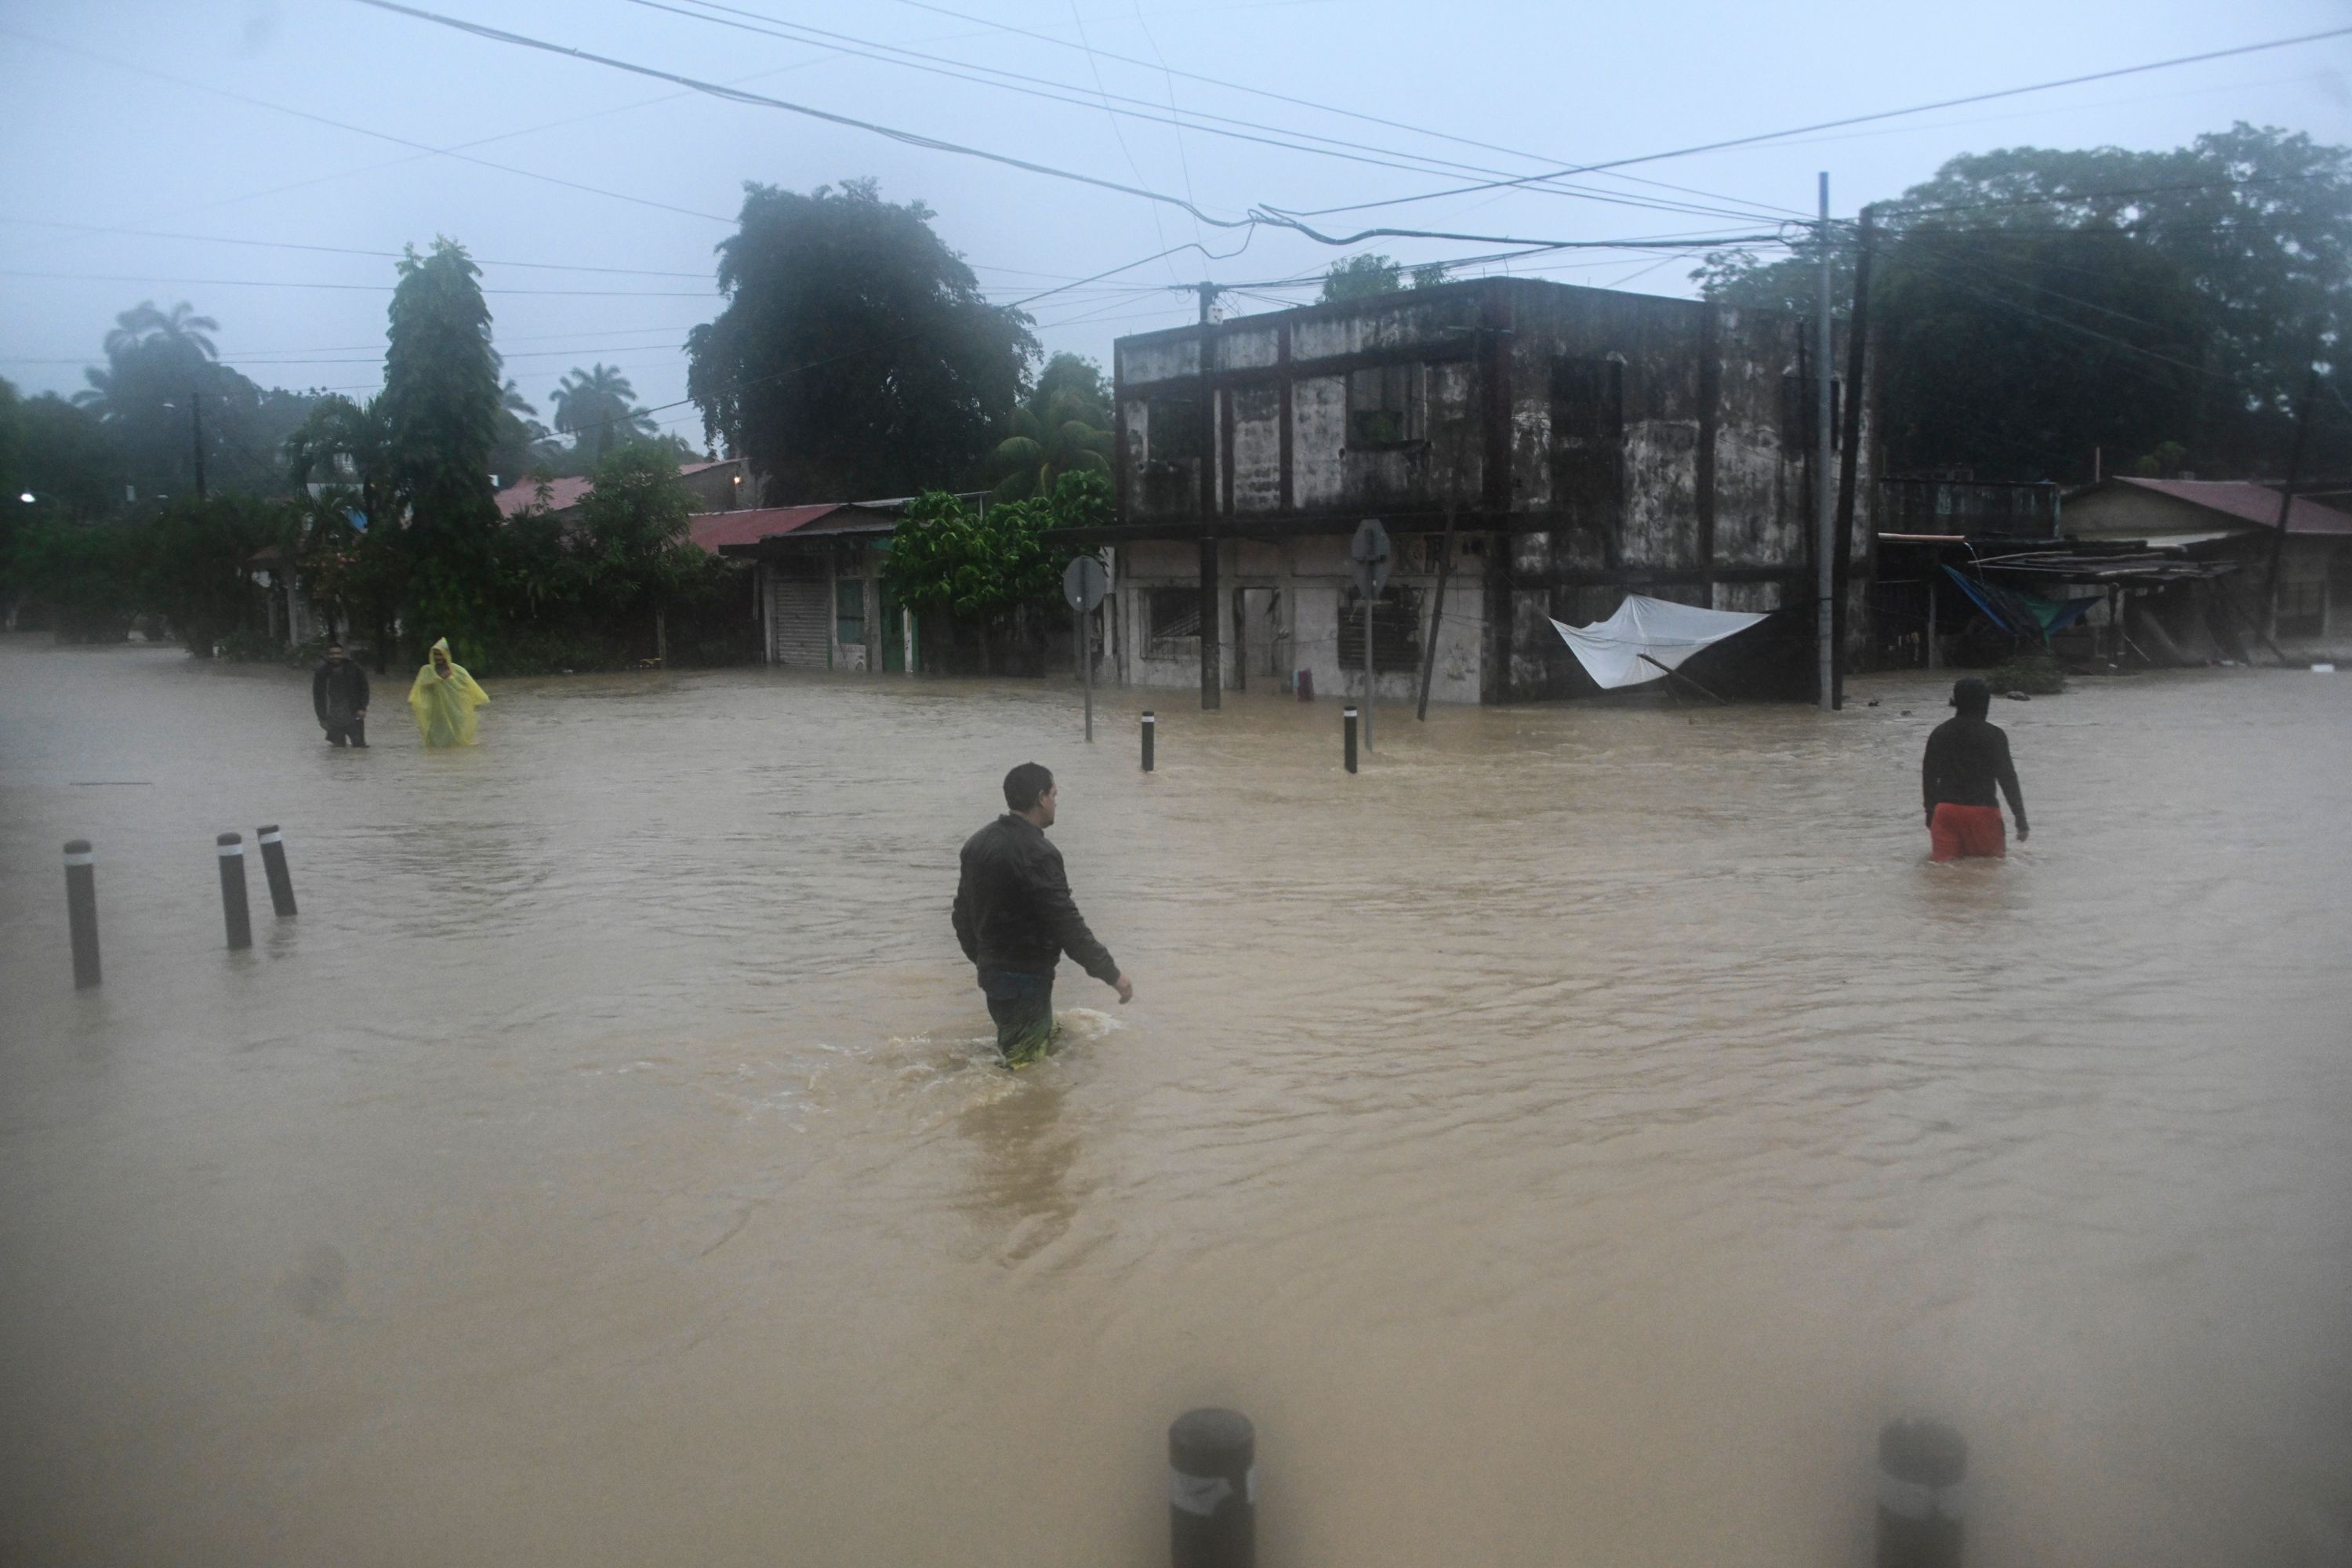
[
  {"xmin": 688, "ymin": 504, "xmax": 848, "ymax": 554},
  {"xmin": 2106, "ymin": 477, "xmax": 2352, "ymax": 536},
  {"xmin": 495, "ymin": 459, "xmax": 735, "ymax": 520}
]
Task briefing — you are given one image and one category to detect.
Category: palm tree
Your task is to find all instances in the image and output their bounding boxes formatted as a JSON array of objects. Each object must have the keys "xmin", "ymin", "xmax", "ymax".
[
  {"xmin": 76, "ymin": 300, "xmax": 221, "ymax": 421},
  {"xmin": 103, "ymin": 300, "xmax": 219, "ymax": 361},
  {"xmin": 988, "ymin": 353, "xmax": 1112, "ymax": 502},
  {"xmin": 550, "ymin": 364, "xmax": 658, "ymax": 463}
]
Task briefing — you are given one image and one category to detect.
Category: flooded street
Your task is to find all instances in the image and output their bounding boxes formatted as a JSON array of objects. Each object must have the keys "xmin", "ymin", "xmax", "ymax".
[{"xmin": 2, "ymin": 634, "xmax": 2348, "ymax": 1566}]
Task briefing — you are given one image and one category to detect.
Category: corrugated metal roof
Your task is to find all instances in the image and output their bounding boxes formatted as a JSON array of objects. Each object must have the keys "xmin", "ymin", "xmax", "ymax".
[
  {"xmin": 2095, "ymin": 477, "xmax": 2352, "ymax": 536},
  {"xmin": 495, "ymin": 459, "xmax": 735, "ymax": 520},
  {"xmin": 688, "ymin": 504, "xmax": 848, "ymax": 554}
]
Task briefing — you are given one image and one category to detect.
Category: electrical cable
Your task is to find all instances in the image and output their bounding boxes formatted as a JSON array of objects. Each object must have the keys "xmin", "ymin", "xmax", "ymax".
[
  {"xmin": 0, "ymin": 217, "xmax": 716, "ymax": 278},
  {"xmin": 345, "ymin": 0, "xmax": 1800, "ymax": 258},
  {"xmin": 631, "ymin": 0, "xmax": 1790, "ymax": 226},
  {"xmin": 863, "ymin": 0, "xmax": 1810, "ymax": 220},
  {"xmin": 1286, "ymin": 23, "xmax": 2352, "ymax": 220},
  {"xmin": 0, "ymin": 268, "xmax": 714, "ymax": 299},
  {"xmin": 0, "ymin": 24, "xmax": 738, "ymax": 226}
]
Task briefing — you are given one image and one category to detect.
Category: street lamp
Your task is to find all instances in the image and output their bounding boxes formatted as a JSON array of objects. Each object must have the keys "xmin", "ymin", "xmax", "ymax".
[{"xmin": 16, "ymin": 492, "xmax": 33, "ymax": 504}]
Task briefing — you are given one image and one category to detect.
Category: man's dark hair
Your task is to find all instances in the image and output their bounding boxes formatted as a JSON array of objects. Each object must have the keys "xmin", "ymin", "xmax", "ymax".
[
  {"xmin": 1951, "ymin": 676, "xmax": 1991, "ymax": 717},
  {"xmin": 1003, "ymin": 761, "xmax": 1054, "ymax": 812}
]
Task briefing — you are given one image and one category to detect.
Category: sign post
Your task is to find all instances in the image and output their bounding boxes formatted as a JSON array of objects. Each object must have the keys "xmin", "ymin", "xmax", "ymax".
[
  {"xmin": 1348, "ymin": 518, "xmax": 1391, "ymax": 751},
  {"xmin": 1063, "ymin": 554, "xmax": 1109, "ymax": 742}
]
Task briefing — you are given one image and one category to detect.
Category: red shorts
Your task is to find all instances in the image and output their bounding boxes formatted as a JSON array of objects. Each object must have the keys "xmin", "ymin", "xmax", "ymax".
[{"xmin": 1929, "ymin": 803, "xmax": 2006, "ymax": 862}]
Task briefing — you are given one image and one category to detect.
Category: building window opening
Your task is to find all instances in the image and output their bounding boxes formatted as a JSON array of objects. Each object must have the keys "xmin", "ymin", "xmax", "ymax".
[
  {"xmin": 1780, "ymin": 373, "xmax": 1842, "ymax": 452},
  {"xmin": 1338, "ymin": 585, "xmax": 1425, "ymax": 673},
  {"xmin": 1551, "ymin": 357, "xmax": 1624, "ymax": 442},
  {"xmin": 835, "ymin": 576, "xmax": 866, "ymax": 647},
  {"xmin": 1145, "ymin": 586, "xmax": 1203, "ymax": 658},
  {"xmin": 2275, "ymin": 577, "xmax": 2325, "ymax": 639},
  {"xmin": 1347, "ymin": 362, "xmax": 1425, "ymax": 448},
  {"xmin": 1145, "ymin": 396, "xmax": 1205, "ymax": 464}
]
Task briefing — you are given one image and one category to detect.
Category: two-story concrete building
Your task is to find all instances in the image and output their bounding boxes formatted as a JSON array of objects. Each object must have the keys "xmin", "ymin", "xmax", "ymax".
[{"xmin": 1085, "ymin": 276, "xmax": 1870, "ymax": 704}]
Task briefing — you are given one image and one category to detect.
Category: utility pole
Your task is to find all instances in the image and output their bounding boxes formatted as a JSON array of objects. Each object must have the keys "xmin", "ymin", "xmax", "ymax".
[
  {"xmin": 1831, "ymin": 202, "xmax": 1875, "ymax": 711},
  {"xmin": 2259, "ymin": 361, "xmax": 2319, "ymax": 650},
  {"xmin": 1196, "ymin": 281, "xmax": 1221, "ymax": 710},
  {"xmin": 191, "ymin": 387, "xmax": 208, "ymax": 502},
  {"xmin": 1814, "ymin": 172, "xmax": 1835, "ymax": 713}
]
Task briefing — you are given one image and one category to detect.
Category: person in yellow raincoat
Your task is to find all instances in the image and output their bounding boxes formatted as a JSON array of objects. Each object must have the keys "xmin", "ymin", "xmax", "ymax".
[{"xmin": 408, "ymin": 637, "xmax": 490, "ymax": 746}]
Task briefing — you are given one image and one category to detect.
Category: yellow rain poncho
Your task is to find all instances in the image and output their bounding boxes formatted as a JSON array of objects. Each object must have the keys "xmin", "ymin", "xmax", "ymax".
[{"xmin": 408, "ymin": 637, "xmax": 490, "ymax": 747}]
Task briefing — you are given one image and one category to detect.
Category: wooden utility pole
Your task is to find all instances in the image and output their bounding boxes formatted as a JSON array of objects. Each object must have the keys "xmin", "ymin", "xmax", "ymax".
[
  {"xmin": 191, "ymin": 387, "xmax": 207, "ymax": 501},
  {"xmin": 1813, "ymin": 172, "xmax": 1835, "ymax": 713},
  {"xmin": 1416, "ymin": 506, "xmax": 1457, "ymax": 720},
  {"xmin": 1831, "ymin": 204, "xmax": 1875, "ymax": 710},
  {"xmin": 2259, "ymin": 363, "xmax": 2319, "ymax": 653},
  {"xmin": 1198, "ymin": 281, "xmax": 1221, "ymax": 710}
]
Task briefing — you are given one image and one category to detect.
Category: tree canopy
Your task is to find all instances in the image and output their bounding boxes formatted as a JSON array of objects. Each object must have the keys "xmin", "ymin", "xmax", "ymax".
[
  {"xmin": 379, "ymin": 238, "xmax": 504, "ymax": 647},
  {"xmin": 987, "ymin": 351, "xmax": 1112, "ymax": 502},
  {"xmin": 1695, "ymin": 123, "xmax": 2352, "ymax": 480},
  {"xmin": 549, "ymin": 364, "xmax": 658, "ymax": 466},
  {"xmin": 1318, "ymin": 254, "xmax": 1447, "ymax": 303},
  {"xmin": 686, "ymin": 179, "xmax": 1036, "ymax": 502}
]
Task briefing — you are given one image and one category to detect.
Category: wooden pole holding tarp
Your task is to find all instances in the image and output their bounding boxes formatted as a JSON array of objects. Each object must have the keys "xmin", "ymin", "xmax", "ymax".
[
  {"xmin": 1417, "ymin": 506, "xmax": 1457, "ymax": 722},
  {"xmin": 1637, "ymin": 653, "xmax": 1730, "ymax": 705}
]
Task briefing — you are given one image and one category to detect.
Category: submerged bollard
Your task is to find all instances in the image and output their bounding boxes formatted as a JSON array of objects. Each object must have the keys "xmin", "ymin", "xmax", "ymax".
[
  {"xmin": 216, "ymin": 832, "xmax": 252, "ymax": 951},
  {"xmin": 64, "ymin": 839, "xmax": 101, "ymax": 989},
  {"xmin": 1142, "ymin": 710, "xmax": 1156, "ymax": 773},
  {"xmin": 256, "ymin": 825, "xmax": 297, "ymax": 918},
  {"xmin": 1343, "ymin": 705, "xmax": 1358, "ymax": 774},
  {"xmin": 1169, "ymin": 1406, "xmax": 1254, "ymax": 1568},
  {"xmin": 1876, "ymin": 1417, "xmax": 1966, "ymax": 1568}
]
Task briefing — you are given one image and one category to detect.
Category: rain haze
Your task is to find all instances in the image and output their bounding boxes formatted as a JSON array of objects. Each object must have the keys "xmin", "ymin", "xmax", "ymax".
[{"xmin": 5, "ymin": 3, "xmax": 2352, "ymax": 1568}]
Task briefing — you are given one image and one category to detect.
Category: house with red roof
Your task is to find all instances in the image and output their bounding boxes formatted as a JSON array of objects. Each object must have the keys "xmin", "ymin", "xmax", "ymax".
[
  {"xmin": 493, "ymin": 456, "xmax": 749, "ymax": 521},
  {"xmin": 693, "ymin": 502, "xmax": 914, "ymax": 671}
]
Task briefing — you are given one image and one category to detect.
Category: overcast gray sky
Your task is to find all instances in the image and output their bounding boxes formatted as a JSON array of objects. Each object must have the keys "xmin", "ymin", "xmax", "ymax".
[{"xmin": 3, "ymin": 0, "xmax": 2348, "ymax": 452}]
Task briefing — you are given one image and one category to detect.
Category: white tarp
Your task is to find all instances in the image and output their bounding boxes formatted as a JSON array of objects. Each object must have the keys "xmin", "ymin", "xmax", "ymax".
[{"xmin": 1548, "ymin": 594, "xmax": 1769, "ymax": 690}]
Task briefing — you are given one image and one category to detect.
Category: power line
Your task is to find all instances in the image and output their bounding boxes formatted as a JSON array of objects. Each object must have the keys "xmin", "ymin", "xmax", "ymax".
[
  {"xmin": 865, "ymin": 0, "xmax": 1809, "ymax": 220},
  {"xmin": 0, "ymin": 268, "xmax": 713, "ymax": 299},
  {"xmin": 1287, "ymin": 23, "xmax": 2352, "ymax": 219},
  {"xmin": 626, "ymin": 0, "xmax": 1786, "ymax": 227},
  {"xmin": 0, "ymin": 217, "xmax": 717, "ymax": 278},
  {"xmin": 347, "ymin": 0, "xmax": 1797, "ymax": 258},
  {"xmin": 0, "ymin": 24, "xmax": 737, "ymax": 227}
]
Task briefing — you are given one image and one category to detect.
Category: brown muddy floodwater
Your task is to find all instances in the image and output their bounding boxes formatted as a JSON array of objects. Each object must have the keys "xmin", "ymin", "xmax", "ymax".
[{"xmin": 2, "ymin": 634, "xmax": 2348, "ymax": 1566}]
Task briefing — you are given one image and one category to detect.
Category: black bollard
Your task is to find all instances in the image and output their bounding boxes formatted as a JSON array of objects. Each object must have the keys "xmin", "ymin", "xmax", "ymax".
[
  {"xmin": 64, "ymin": 840, "xmax": 101, "ymax": 989},
  {"xmin": 1343, "ymin": 705, "xmax": 1358, "ymax": 774},
  {"xmin": 1142, "ymin": 710, "xmax": 1156, "ymax": 773},
  {"xmin": 256, "ymin": 825, "xmax": 297, "ymax": 918},
  {"xmin": 216, "ymin": 832, "xmax": 252, "ymax": 951},
  {"xmin": 1169, "ymin": 1406, "xmax": 1254, "ymax": 1568},
  {"xmin": 1876, "ymin": 1417, "xmax": 1966, "ymax": 1568}
]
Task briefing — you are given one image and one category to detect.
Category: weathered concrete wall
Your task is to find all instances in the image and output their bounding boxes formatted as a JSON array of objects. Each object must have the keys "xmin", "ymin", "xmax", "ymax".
[
  {"xmin": 1109, "ymin": 276, "xmax": 1873, "ymax": 702},
  {"xmin": 1112, "ymin": 534, "xmax": 1483, "ymax": 704}
]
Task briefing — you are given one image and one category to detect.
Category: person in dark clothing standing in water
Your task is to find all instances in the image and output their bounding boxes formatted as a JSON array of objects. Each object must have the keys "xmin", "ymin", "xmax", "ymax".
[
  {"xmin": 953, "ymin": 762, "xmax": 1133, "ymax": 1065},
  {"xmin": 312, "ymin": 641, "xmax": 371, "ymax": 748},
  {"xmin": 1922, "ymin": 676, "xmax": 2028, "ymax": 861}
]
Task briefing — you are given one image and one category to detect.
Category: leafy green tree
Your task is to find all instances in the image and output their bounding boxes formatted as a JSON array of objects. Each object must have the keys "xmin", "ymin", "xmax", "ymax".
[
  {"xmin": 489, "ymin": 379, "xmax": 555, "ymax": 487},
  {"xmin": 2, "ymin": 388, "xmax": 122, "ymax": 622},
  {"xmin": 141, "ymin": 495, "xmax": 288, "ymax": 657},
  {"xmin": 1694, "ymin": 123, "xmax": 2352, "ymax": 478},
  {"xmin": 70, "ymin": 299, "xmax": 313, "ymax": 503},
  {"xmin": 987, "ymin": 352, "xmax": 1112, "ymax": 501},
  {"xmin": 687, "ymin": 179, "xmax": 1036, "ymax": 502},
  {"xmin": 549, "ymin": 364, "xmax": 657, "ymax": 466},
  {"xmin": 571, "ymin": 442, "xmax": 705, "ymax": 664},
  {"xmin": 379, "ymin": 238, "xmax": 503, "ymax": 658},
  {"xmin": 881, "ymin": 469, "xmax": 1105, "ymax": 672},
  {"xmin": 1320, "ymin": 253, "xmax": 1403, "ymax": 303},
  {"xmin": 9, "ymin": 518, "xmax": 139, "ymax": 642}
]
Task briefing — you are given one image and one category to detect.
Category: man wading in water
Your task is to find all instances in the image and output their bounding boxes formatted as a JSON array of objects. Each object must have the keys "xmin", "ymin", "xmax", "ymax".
[
  {"xmin": 1922, "ymin": 676, "xmax": 2030, "ymax": 861},
  {"xmin": 953, "ymin": 763, "xmax": 1133, "ymax": 1065}
]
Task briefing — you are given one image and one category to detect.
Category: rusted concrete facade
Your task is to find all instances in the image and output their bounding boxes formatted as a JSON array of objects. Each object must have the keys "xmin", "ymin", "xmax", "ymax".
[{"xmin": 1102, "ymin": 276, "xmax": 1872, "ymax": 702}]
